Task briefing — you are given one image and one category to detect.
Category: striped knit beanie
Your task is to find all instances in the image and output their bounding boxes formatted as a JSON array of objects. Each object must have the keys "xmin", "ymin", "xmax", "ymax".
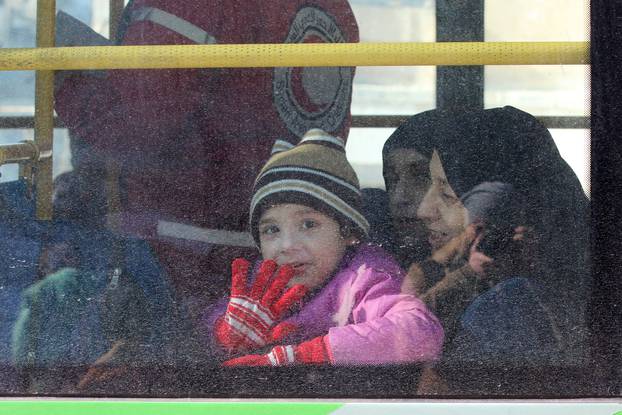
[{"xmin": 250, "ymin": 129, "xmax": 370, "ymax": 244}]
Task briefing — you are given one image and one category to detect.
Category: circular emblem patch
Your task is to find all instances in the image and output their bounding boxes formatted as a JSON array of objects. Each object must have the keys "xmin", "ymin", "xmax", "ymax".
[{"xmin": 273, "ymin": 6, "xmax": 353, "ymax": 137}]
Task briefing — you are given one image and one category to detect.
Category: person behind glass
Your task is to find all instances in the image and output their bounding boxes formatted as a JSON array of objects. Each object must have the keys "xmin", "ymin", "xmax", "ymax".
[
  {"xmin": 205, "ymin": 129, "xmax": 443, "ymax": 366},
  {"xmin": 11, "ymin": 169, "xmax": 110, "ymax": 393},
  {"xmin": 54, "ymin": 0, "xmax": 359, "ymax": 314},
  {"xmin": 382, "ymin": 106, "xmax": 590, "ymax": 375}
]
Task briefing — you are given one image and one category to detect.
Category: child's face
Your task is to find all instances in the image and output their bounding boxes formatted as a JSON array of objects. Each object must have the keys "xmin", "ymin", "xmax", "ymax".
[{"xmin": 258, "ymin": 203, "xmax": 355, "ymax": 290}]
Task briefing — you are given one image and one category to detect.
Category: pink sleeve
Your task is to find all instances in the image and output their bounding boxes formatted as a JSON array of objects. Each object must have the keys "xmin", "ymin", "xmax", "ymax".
[{"xmin": 326, "ymin": 271, "xmax": 444, "ymax": 366}]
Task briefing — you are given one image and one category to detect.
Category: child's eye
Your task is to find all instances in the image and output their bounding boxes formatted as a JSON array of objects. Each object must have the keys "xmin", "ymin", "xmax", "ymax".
[
  {"xmin": 301, "ymin": 219, "xmax": 317, "ymax": 230},
  {"xmin": 260, "ymin": 224, "xmax": 279, "ymax": 235}
]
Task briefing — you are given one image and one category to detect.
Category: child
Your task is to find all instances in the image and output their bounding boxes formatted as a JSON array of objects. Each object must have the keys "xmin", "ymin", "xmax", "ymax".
[{"xmin": 205, "ymin": 129, "xmax": 443, "ymax": 366}]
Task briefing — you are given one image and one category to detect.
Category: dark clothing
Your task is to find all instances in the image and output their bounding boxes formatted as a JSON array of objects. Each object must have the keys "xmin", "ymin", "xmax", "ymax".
[{"xmin": 382, "ymin": 106, "xmax": 590, "ymax": 366}]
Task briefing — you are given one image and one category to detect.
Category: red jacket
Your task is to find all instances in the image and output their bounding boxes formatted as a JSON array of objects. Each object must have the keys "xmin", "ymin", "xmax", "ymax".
[{"xmin": 55, "ymin": 1, "xmax": 359, "ymax": 298}]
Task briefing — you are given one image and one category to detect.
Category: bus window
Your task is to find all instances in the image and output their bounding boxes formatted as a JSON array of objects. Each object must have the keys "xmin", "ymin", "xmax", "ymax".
[{"xmin": 0, "ymin": 0, "xmax": 612, "ymax": 400}]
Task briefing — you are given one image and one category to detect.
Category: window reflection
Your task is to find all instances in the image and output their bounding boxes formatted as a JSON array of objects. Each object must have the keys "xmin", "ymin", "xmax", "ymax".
[{"xmin": 0, "ymin": 0, "xmax": 596, "ymax": 398}]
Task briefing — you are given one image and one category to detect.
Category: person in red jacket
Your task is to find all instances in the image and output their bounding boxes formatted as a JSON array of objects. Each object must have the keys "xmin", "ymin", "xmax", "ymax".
[{"xmin": 55, "ymin": 1, "xmax": 359, "ymax": 314}]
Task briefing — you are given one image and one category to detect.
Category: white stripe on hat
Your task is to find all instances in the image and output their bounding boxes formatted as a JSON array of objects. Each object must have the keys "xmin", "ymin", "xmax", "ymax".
[
  {"xmin": 258, "ymin": 166, "xmax": 361, "ymax": 195},
  {"xmin": 251, "ymin": 180, "xmax": 370, "ymax": 235},
  {"xmin": 300, "ymin": 129, "xmax": 345, "ymax": 149},
  {"xmin": 271, "ymin": 139, "xmax": 296, "ymax": 155}
]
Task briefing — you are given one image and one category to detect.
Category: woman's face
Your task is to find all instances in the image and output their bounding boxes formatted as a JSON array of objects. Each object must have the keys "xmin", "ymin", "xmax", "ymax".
[
  {"xmin": 417, "ymin": 150, "xmax": 468, "ymax": 251},
  {"xmin": 385, "ymin": 148, "xmax": 431, "ymax": 253}
]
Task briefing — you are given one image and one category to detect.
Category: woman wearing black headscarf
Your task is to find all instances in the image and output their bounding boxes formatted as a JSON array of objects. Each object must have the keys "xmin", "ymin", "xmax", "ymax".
[{"xmin": 382, "ymin": 106, "xmax": 590, "ymax": 391}]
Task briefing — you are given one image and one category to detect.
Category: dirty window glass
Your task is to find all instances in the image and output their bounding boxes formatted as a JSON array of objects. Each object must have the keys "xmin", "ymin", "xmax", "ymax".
[{"xmin": 0, "ymin": 0, "xmax": 606, "ymax": 399}]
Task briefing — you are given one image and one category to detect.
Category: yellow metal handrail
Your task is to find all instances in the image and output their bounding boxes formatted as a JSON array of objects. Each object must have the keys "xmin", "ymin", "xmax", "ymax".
[
  {"xmin": 0, "ymin": 12, "xmax": 590, "ymax": 221},
  {"xmin": 0, "ymin": 115, "xmax": 591, "ymax": 130},
  {"xmin": 32, "ymin": 0, "xmax": 55, "ymax": 220},
  {"xmin": 0, "ymin": 141, "xmax": 42, "ymax": 166},
  {"xmin": 0, "ymin": 41, "xmax": 589, "ymax": 71}
]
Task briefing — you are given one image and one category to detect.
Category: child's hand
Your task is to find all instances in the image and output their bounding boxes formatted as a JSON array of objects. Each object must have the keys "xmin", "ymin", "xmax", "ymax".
[
  {"xmin": 214, "ymin": 258, "xmax": 308, "ymax": 354},
  {"xmin": 222, "ymin": 336, "xmax": 330, "ymax": 366}
]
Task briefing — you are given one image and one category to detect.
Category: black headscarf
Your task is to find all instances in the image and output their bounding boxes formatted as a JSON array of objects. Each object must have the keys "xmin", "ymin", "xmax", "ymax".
[{"xmin": 382, "ymin": 106, "xmax": 591, "ymax": 362}]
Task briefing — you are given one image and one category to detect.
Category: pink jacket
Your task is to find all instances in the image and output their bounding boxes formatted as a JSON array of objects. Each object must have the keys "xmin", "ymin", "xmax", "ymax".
[{"xmin": 205, "ymin": 244, "xmax": 444, "ymax": 365}]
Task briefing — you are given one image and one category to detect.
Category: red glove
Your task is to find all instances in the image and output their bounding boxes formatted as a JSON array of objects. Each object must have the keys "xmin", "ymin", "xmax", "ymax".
[
  {"xmin": 223, "ymin": 336, "xmax": 331, "ymax": 366},
  {"xmin": 214, "ymin": 259, "xmax": 308, "ymax": 354}
]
